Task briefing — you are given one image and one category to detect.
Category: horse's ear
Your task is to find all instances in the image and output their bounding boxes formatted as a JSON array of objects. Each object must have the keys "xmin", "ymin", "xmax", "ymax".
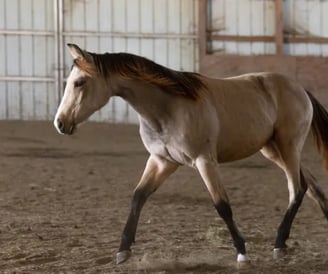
[{"xmin": 67, "ymin": 43, "xmax": 85, "ymax": 60}]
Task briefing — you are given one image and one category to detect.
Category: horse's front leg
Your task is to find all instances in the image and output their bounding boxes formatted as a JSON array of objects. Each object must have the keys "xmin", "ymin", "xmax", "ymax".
[
  {"xmin": 195, "ymin": 156, "xmax": 248, "ymax": 265},
  {"xmin": 116, "ymin": 155, "xmax": 178, "ymax": 264}
]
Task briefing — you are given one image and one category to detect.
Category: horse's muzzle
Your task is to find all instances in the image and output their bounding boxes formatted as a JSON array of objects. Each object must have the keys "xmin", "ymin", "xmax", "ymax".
[{"xmin": 54, "ymin": 118, "xmax": 75, "ymax": 135}]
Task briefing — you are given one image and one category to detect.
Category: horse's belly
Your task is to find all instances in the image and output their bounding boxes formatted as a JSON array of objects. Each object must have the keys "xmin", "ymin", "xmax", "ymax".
[
  {"xmin": 217, "ymin": 144, "xmax": 264, "ymax": 163},
  {"xmin": 216, "ymin": 126, "xmax": 273, "ymax": 163}
]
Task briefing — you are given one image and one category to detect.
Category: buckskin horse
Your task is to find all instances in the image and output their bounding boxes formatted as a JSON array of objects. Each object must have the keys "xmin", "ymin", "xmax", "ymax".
[{"xmin": 54, "ymin": 44, "xmax": 328, "ymax": 265}]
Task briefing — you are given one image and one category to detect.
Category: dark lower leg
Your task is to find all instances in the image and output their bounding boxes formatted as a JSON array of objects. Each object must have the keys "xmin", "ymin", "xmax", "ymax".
[
  {"xmin": 308, "ymin": 182, "xmax": 328, "ymax": 220},
  {"xmin": 304, "ymin": 169, "xmax": 328, "ymax": 220},
  {"xmin": 215, "ymin": 200, "xmax": 246, "ymax": 255},
  {"xmin": 275, "ymin": 171, "xmax": 307, "ymax": 248},
  {"xmin": 118, "ymin": 188, "xmax": 150, "ymax": 252}
]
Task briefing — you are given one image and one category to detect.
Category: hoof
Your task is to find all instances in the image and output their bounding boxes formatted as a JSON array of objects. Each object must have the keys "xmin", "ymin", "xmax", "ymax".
[
  {"xmin": 273, "ymin": 248, "xmax": 286, "ymax": 259},
  {"xmin": 116, "ymin": 250, "xmax": 131, "ymax": 264},
  {"xmin": 237, "ymin": 253, "xmax": 248, "ymax": 262},
  {"xmin": 237, "ymin": 254, "xmax": 250, "ymax": 269}
]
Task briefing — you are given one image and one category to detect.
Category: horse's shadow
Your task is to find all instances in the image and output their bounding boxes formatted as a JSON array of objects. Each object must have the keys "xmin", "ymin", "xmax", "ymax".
[
  {"xmin": 135, "ymin": 260, "xmax": 227, "ymax": 273},
  {"xmin": 132, "ymin": 254, "xmax": 237, "ymax": 273},
  {"xmin": 131, "ymin": 254, "xmax": 328, "ymax": 274}
]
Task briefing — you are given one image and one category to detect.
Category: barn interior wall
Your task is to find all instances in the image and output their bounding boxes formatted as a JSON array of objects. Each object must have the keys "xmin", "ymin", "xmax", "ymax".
[
  {"xmin": 0, "ymin": 0, "xmax": 56, "ymax": 120},
  {"xmin": 0, "ymin": 0, "xmax": 198, "ymax": 123},
  {"xmin": 204, "ymin": 0, "xmax": 328, "ymax": 105},
  {"xmin": 1, "ymin": 0, "xmax": 328, "ymax": 122},
  {"xmin": 210, "ymin": 0, "xmax": 328, "ymax": 56}
]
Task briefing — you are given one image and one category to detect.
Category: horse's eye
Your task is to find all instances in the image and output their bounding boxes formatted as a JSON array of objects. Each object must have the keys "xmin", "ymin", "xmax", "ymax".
[{"xmin": 74, "ymin": 79, "xmax": 86, "ymax": 88}]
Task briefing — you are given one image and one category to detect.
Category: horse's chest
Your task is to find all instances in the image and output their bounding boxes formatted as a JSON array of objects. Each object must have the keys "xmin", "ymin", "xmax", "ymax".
[{"xmin": 140, "ymin": 129, "xmax": 193, "ymax": 165}]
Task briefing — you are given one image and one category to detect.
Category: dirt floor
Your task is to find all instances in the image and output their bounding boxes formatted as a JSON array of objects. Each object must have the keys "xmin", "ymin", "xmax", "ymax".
[{"xmin": 0, "ymin": 121, "xmax": 327, "ymax": 274}]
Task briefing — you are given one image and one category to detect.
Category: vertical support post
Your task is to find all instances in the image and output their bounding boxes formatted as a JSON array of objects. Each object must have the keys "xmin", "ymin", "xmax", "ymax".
[
  {"xmin": 54, "ymin": 0, "xmax": 60, "ymax": 103},
  {"xmin": 275, "ymin": 0, "xmax": 283, "ymax": 56},
  {"xmin": 58, "ymin": 0, "xmax": 64, "ymax": 97},
  {"xmin": 54, "ymin": 0, "xmax": 64, "ymax": 103},
  {"xmin": 198, "ymin": 0, "xmax": 208, "ymax": 59}
]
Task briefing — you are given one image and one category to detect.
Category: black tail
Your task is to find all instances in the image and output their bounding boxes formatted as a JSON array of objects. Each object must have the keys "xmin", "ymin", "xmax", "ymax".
[{"xmin": 306, "ymin": 91, "xmax": 328, "ymax": 169}]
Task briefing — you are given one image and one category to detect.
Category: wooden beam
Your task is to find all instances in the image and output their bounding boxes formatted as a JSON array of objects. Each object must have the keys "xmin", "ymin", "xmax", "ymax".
[
  {"xmin": 285, "ymin": 36, "xmax": 328, "ymax": 44},
  {"xmin": 198, "ymin": 0, "xmax": 208, "ymax": 58},
  {"xmin": 275, "ymin": 0, "xmax": 284, "ymax": 55},
  {"xmin": 209, "ymin": 34, "xmax": 274, "ymax": 43},
  {"xmin": 208, "ymin": 33, "xmax": 328, "ymax": 44}
]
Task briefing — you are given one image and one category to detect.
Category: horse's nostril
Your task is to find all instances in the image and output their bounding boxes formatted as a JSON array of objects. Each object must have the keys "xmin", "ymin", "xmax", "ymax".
[{"xmin": 57, "ymin": 119, "xmax": 64, "ymax": 132}]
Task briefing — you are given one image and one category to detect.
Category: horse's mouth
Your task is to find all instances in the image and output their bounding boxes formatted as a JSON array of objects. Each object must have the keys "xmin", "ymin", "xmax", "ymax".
[{"xmin": 68, "ymin": 123, "xmax": 76, "ymax": 135}]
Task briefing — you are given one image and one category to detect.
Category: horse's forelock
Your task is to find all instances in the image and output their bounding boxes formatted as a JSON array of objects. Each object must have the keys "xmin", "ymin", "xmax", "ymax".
[{"xmin": 73, "ymin": 58, "xmax": 97, "ymax": 76}]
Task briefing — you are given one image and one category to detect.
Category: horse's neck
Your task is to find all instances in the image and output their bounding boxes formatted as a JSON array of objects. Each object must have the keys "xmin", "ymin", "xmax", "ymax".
[{"xmin": 112, "ymin": 78, "xmax": 171, "ymax": 129}]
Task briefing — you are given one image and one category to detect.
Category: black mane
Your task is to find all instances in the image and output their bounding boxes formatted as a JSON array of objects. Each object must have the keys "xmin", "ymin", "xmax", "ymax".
[{"xmin": 84, "ymin": 52, "xmax": 206, "ymax": 100}]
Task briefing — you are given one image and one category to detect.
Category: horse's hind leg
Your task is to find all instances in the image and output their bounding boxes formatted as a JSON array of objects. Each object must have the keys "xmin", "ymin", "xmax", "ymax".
[
  {"xmin": 195, "ymin": 155, "xmax": 247, "ymax": 265},
  {"xmin": 303, "ymin": 168, "xmax": 328, "ymax": 220},
  {"xmin": 116, "ymin": 155, "xmax": 178, "ymax": 264},
  {"xmin": 261, "ymin": 141, "xmax": 307, "ymax": 259},
  {"xmin": 263, "ymin": 146, "xmax": 328, "ymax": 219}
]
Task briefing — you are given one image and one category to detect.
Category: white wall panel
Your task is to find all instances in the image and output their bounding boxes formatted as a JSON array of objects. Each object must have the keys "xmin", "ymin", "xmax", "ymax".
[
  {"xmin": 209, "ymin": 0, "xmax": 328, "ymax": 56},
  {"xmin": 7, "ymin": 82, "xmax": 20, "ymax": 119},
  {"xmin": 0, "ymin": 0, "xmax": 56, "ymax": 120},
  {"xmin": 0, "ymin": 0, "xmax": 4, "ymax": 29},
  {"xmin": 285, "ymin": 0, "xmax": 328, "ymax": 56},
  {"xmin": 47, "ymin": 83, "xmax": 57, "ymax": 120},
  {"xmin": 6, "ymin": 36, "xmax": 19, "ymax": 75},
  {"xmin": 0, "ymin": 82, "xmax": 7, "ymax": 119},
  {"xmin": 0, "ymin": 35, "xmax": 5, "ymax": 74},
  {"xmin": 21, "ymin": 82, "xmax": 34, "ymax": 120},
  {"xmin": 251, "ymin": 0, "xmax": 265, "ymax": 54},
  {"xmin": 0, "ymin": 0, "xmax": 6, "ymax": 119},
  {"xmin": 307, "ymin": 1, "xmax": 321, "ymax": 56},
  {"xmin": 322, "ymin": 1, "xmax": 328, "ymax": 56},
  {"xmin": 237, "ymin": 0, "xmax": 252, "ymax": 54},
  {"xmin": 210, "ymin": 0, "xmax": 275, "ymax": 55},
  {"xmin": 285, "ymin": 0, "xmax": 308, "ymax": 55},
  {"xmin": 34, "ymin": 83, "xmax": 48, "ymax": 120},
  {"xmin": 223, "ymin": 0, "xmax": 238, "ymax": 54},
  {"xmin": 21, "ymin": 36, "xmax": 33, "ymax": 76},
  {"xmin": 263, "ymin": 0, "xmax": 275, "ymax": 54}
]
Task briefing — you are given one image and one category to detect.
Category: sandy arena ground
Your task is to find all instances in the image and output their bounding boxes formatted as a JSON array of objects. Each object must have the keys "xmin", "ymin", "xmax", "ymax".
[{"xmin": 0, "ymin": 121, "xmax": 327, "ymax": 274}]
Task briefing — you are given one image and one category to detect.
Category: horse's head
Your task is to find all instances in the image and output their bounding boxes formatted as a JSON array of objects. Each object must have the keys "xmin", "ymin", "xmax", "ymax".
[{"xmin": 54, "ymin": 44, "xmax": 111, "ymax": 135}]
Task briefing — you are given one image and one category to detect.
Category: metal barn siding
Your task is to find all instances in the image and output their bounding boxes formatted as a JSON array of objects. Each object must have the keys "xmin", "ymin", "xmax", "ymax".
[
  {"xmin": 210, "ymin": 0, "xmax": 276, "ymax": 55},
  {"xmin": 0, "ymin": 0, "xmax": 57, "ymax": 120},
  {"xmin": 0, "ymin": 0, "xmax": 198, "ymax": 123},
  {"xmin": 283, "ymin": 0, "xmax": 328, "ymax": 56},
  {"xmin": 209, "ymin": 0, "xmax": 328, "ymax": 56}
]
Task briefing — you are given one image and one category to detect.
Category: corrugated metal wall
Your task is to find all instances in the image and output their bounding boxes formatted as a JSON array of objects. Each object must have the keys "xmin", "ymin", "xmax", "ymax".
[
  {"xmin": 210, "ymin": 0, "xmax": 276, "ymax": 55},
  {"xmin": 210, "ymin": 0, "xmax": 328, "ymax": 56},
  {"xmin": 284, "ymin": 0, "xmax": 328, "ymax": 56},
  {"xmin": 0, "ymin": 0, "xmax": 57, "ymax": 120},
  {"xmin": 0, "ymin": 0, "xmax": 198, "ymax": 123},
  {"xmin": 1, "ymin": 0, "xmax": 328, "ymax": 123}
]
